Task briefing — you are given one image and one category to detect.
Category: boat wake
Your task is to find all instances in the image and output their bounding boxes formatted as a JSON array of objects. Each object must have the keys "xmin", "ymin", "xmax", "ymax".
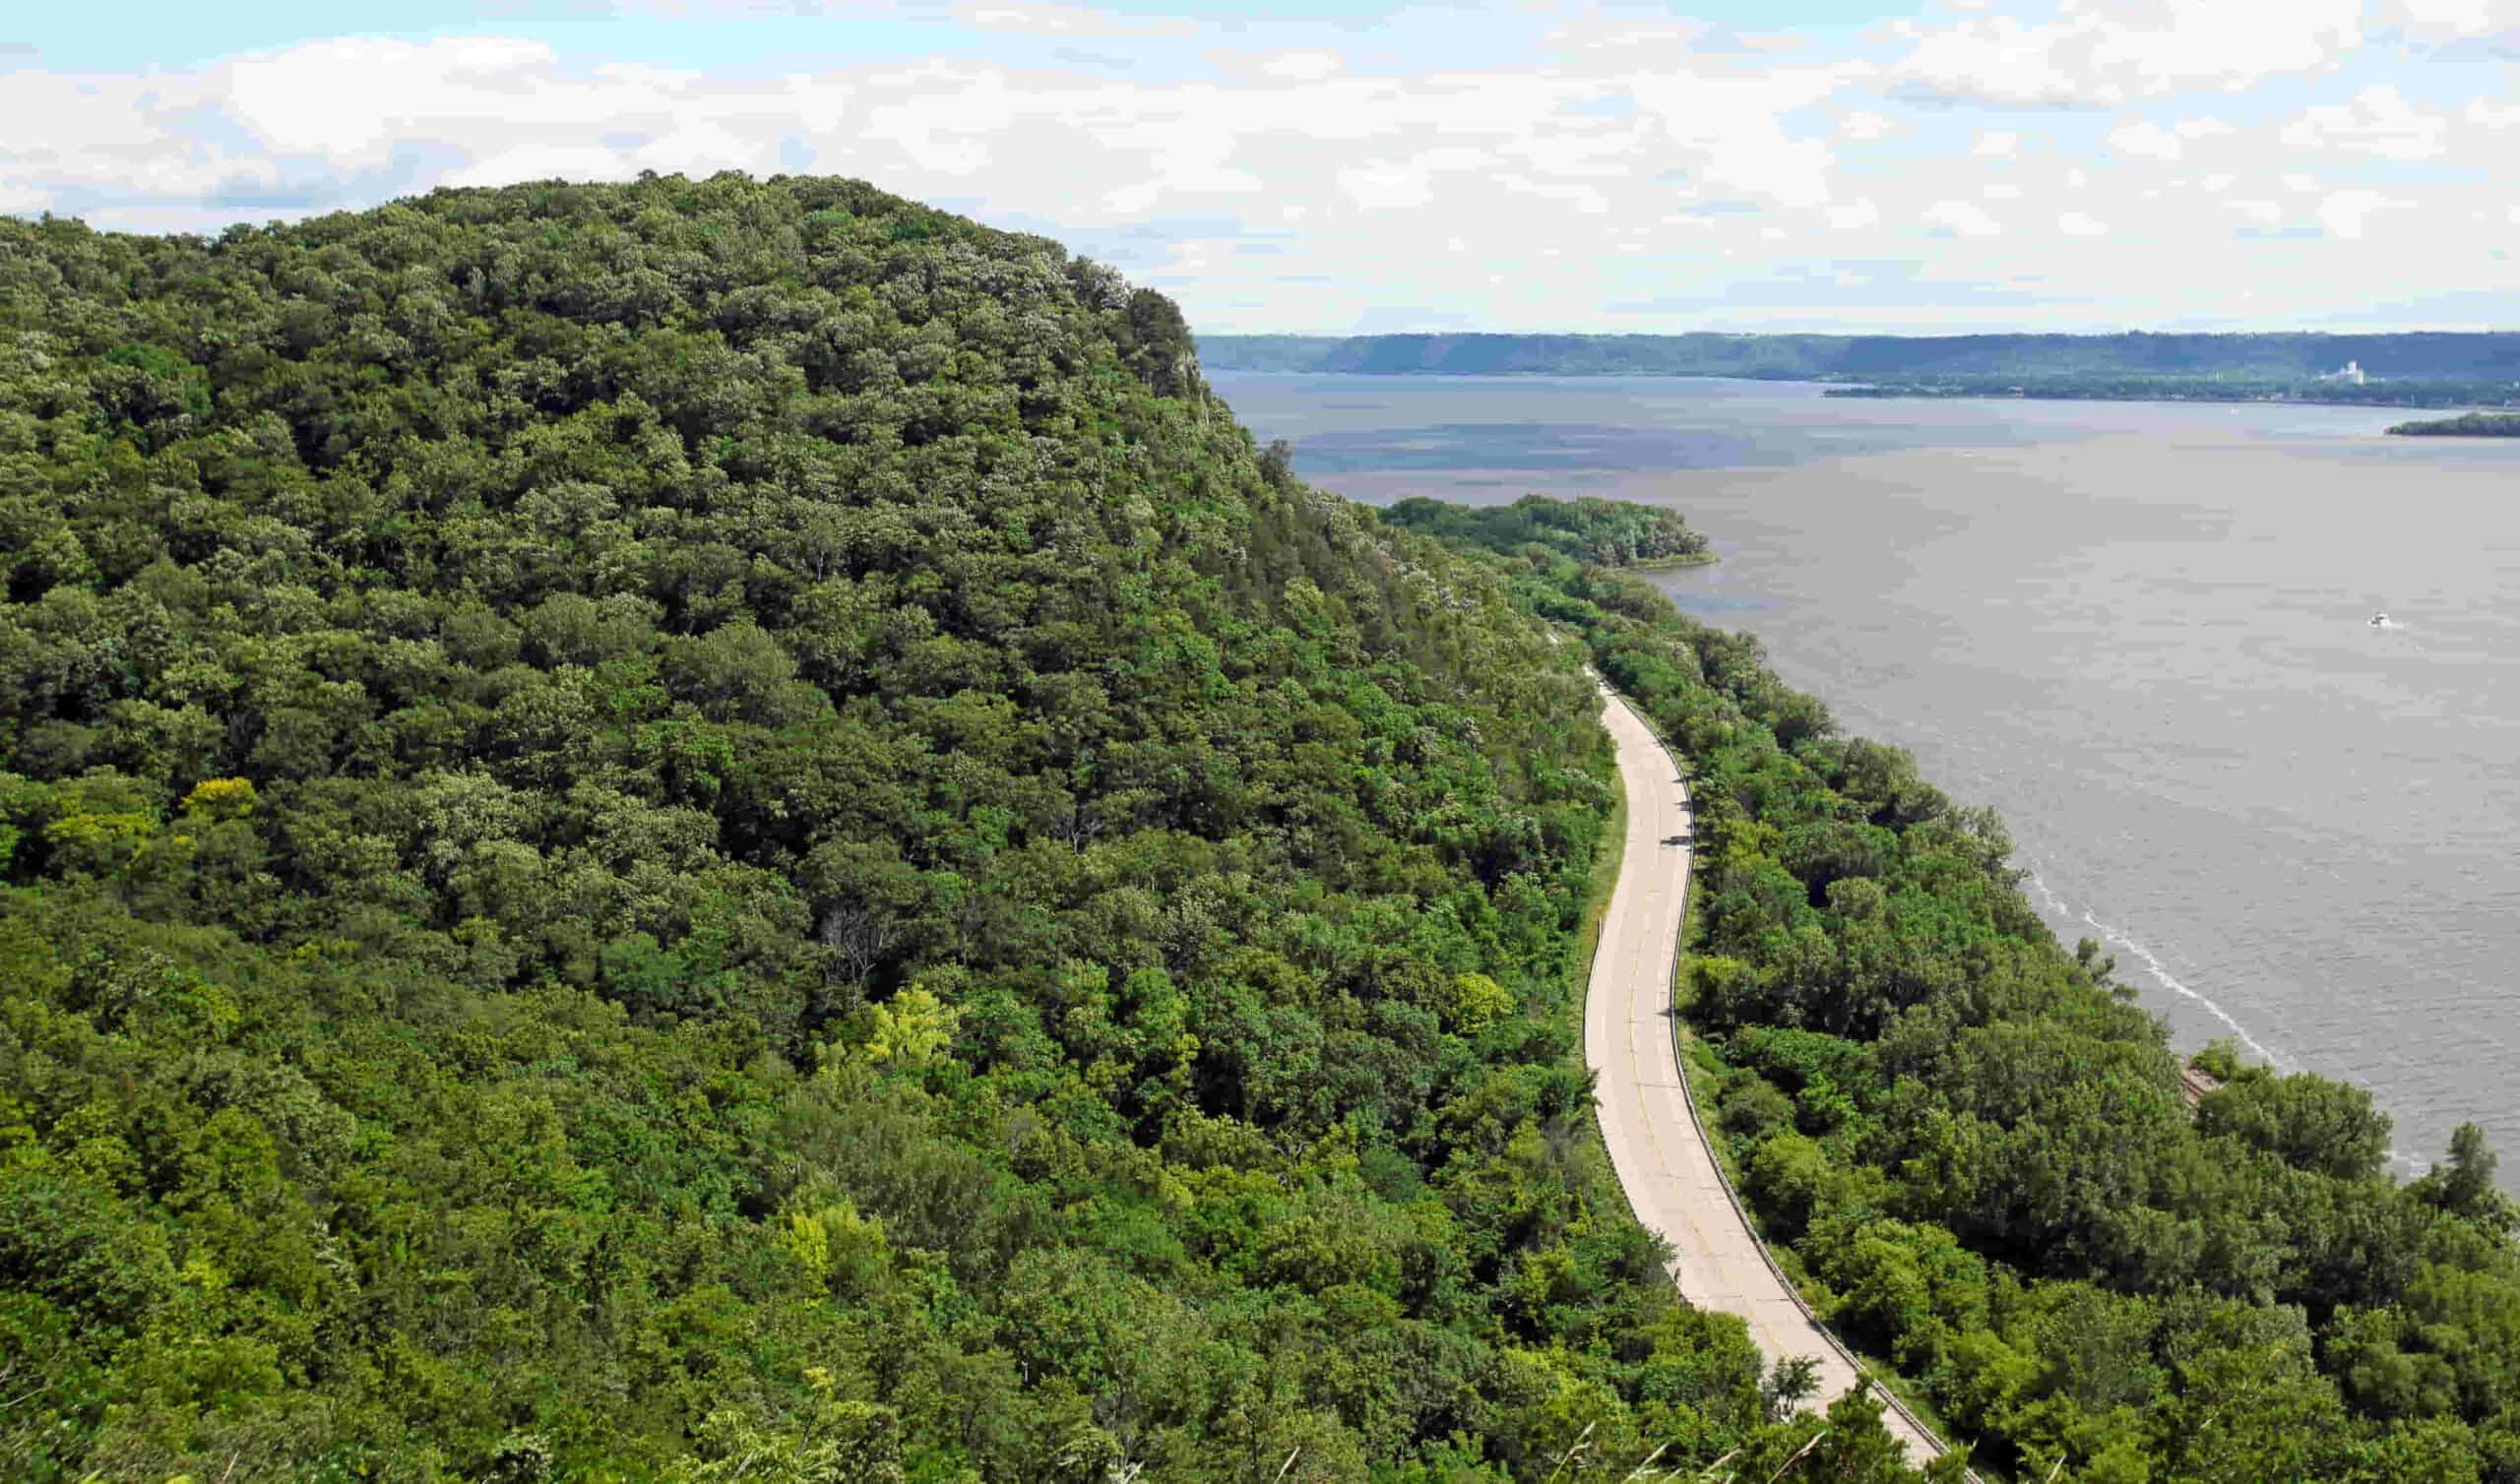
[{"xmin": 2024, "ymin": 866, "xmax": 2285, "ymax": 1068}]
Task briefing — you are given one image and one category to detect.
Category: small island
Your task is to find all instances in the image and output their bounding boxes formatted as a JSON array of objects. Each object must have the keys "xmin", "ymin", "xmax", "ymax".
[{"xmin": 2388, "ymin": 411, "xmax": 2520, "ymax": 437}]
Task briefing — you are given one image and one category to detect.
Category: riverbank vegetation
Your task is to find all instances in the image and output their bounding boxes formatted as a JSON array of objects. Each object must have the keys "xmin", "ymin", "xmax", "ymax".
[
  {"xmin": 1826, "ymin": 375, "xmax": 2517, "ymax": 410},
  {"xmin": 1382, "ymin": 494, "xmax": 1711, "ymax": 569},
  {"xmin": 0, "ymin": 176, "xmax": 1973, "ymax": 1481},
  {"xmin": 1412, "ymin": 499, "xmax": 2520, "ymax": 1482},
  {"xmin": 2388, "ymin": 412, "xmax": 2520, "ymax": 436}
]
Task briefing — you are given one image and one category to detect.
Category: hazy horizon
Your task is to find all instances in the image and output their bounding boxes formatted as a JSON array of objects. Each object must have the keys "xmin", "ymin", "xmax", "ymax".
[{"xmin": 1198, "ymin": 326, "xmax": 2520, "ymax": 340}]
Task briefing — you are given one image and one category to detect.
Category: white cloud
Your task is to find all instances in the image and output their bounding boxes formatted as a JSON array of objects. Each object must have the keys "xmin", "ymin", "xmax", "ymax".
[
  {"xmin": 1892, "ymin": 0, "xmax": 2361, "ymax": 106},
  {"xmin": 2105, "ymin": 114, "xmax": 2232, "ymax": 160},
  {"xmin": 952, "ymin": 0, "xmax": 1195, "ymax": 38},
  {"xmin": 2385, "ymin": 0, "xmax": 2500, "ymax": 27},
  {"xmin": 0, "ymin": 19, "xmax": 1888, "ymax": 293},
  {"xmin": 1925, "ymin": 199, "xmax": 2002, "ymax": 236},
  {"xmin": 227, "ymin": 38, "xmax": 566, "ymax": 162},
  {"xmin": 2282, "ymin": 85, "xmax": 2451, "ymax": 159},
  {"xmin": 1258, "ymin": 51, "xmax": 1342, "ymax": 83},
  {"xmin": 1622, "ymin": 62, "xmax": 1872, "ymax": 210},
  {"xmin": 2376, "ymin": 0, "xmax": 2520, "ymax": 48},
  {"xmin": 2, "ymin": 1, "xmax": 2516, "ymax": 333},
  {"xmin": 1335, "ymin": 163, "xmax": 1433, "ymax": 211},
  {"xmin": 1891, "ymin": 13, "xmax": 2109, "ymax": 106},
  {"xmin": 2109, "ymin": 119, "xmax": 2186, "ymax": 158},
  {"xmin": 2469, "ymin": 97, "xmax": 2520, "ymax": 128},
  {"xmin": 2317, "ymin": 188, "xmax": 2411, "ymax": 238},
  {"xmin": 1539, "ymin": 16, "xmax": 1719, "ymax": 62},
  {"xmin": 443, "ymin": 145, "xmax": 624, "ymax": 190}
]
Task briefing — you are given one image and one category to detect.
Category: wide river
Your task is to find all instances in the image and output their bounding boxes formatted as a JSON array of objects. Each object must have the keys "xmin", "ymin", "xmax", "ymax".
[{"xmin": 1212, "ymin": 370, "xmax": 2520, "ymax": 1180}]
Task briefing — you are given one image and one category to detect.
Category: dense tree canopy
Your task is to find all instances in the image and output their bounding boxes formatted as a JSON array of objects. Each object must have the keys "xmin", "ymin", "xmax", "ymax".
[
  {"xmin": 1418, "ymin": 509, "xmax": 2520, "ymax": 1483},
  {"xmin": 1381, "ymin": 496, "xmax": 1708, "ymax": 571},
  {"xmin": 15, "ymin": 167, "xmax": 2499, "ymax": 1483},
  {"xmin": 0, "ymin": 176, "xmax": 1963, "ymax": 1481}
]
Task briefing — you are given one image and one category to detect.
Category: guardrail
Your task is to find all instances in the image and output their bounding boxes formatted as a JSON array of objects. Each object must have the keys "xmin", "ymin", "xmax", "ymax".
[{"xmin": 1597, "ymin": 682, "xmax": 1986, "ymax": 1483}]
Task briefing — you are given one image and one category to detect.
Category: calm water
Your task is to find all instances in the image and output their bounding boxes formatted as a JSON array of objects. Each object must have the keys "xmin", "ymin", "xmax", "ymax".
[{"xmin": 1214, "ymin": 370, "xmax": 2520, "ymax": 1179}]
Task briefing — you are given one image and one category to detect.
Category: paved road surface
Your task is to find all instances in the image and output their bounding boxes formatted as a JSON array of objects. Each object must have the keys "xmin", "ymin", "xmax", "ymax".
[{"xmin": 1584, "ymin": 683, "xmax": 1947, "ymax": 1465}]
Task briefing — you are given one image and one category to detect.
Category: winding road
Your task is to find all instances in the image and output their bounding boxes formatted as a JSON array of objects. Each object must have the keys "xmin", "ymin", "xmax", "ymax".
[{"xmin": 1584, "ymin": 682, "xmax": 1950, "ymax": 1466}]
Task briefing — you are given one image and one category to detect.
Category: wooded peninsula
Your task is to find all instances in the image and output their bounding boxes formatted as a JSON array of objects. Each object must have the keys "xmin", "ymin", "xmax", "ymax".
[
  {"xmin": 2387, "ymin": 412, "xmax": 2520, "ymax": 437},
  {"xmin": 2, "ymin": 175, "xmax": 2513, "ymax": 1483}
]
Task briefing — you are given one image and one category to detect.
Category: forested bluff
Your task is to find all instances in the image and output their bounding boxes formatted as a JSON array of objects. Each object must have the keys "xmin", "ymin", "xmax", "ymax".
[
  {"xmin": 1199, "ymin": 331, "xmax": 2520, "ymax": 383},
  {"xmin": 1201, "ymin": 333, "xmax": 2520, "ymax": 411},
  {"xmin": 0, "ymin": 174, "xmax": 2512, "ymax": 1483}
]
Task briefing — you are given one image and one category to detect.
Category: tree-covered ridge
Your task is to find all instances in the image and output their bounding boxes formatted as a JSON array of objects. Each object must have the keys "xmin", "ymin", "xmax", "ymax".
[
  {"xmin": 1200, "ymin": 331, "xmax": 2520, "ymax": 382},
  {"xmin": 0, "ymin": 176, "xmax": 1964, "ymax": 1481},
  {"xmin": 1418, "ymin": 502, "xmax": 2520, "ymax": 1482},
  {"xmin": 1381, "ymin": 496, "xmax": 1710, "ymax": 571}
]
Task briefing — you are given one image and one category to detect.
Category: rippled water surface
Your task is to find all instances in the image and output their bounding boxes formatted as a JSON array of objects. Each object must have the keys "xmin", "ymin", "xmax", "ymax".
[{"xmin": 1214, "ymin": 370, "xmax": 2520, "ymax": 1177}]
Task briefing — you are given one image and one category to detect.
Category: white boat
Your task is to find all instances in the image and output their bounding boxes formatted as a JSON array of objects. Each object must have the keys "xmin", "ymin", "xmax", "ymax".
[{"xmin": 2369, "ymin": 612, "xmax": 2391, "ymax": 628}]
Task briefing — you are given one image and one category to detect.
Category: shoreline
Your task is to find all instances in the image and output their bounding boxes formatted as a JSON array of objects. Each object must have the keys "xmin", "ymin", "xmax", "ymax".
[
  {"xmin": 1211, "ymin": 366, "xmax": 2508, "ymax": 415},
  {"xmin": 2386, "ymin": 411, "xmax": 2520, "ymax": 437},
  {"xmin": 1827, "ymin": 388, "xmax": 2512, "ymax": 413}
]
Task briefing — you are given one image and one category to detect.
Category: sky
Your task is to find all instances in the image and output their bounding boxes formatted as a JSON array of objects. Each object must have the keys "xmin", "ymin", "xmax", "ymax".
[{"xmin": 3, "ymin": 0, "xmax": 2517, "ymax": 335}]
